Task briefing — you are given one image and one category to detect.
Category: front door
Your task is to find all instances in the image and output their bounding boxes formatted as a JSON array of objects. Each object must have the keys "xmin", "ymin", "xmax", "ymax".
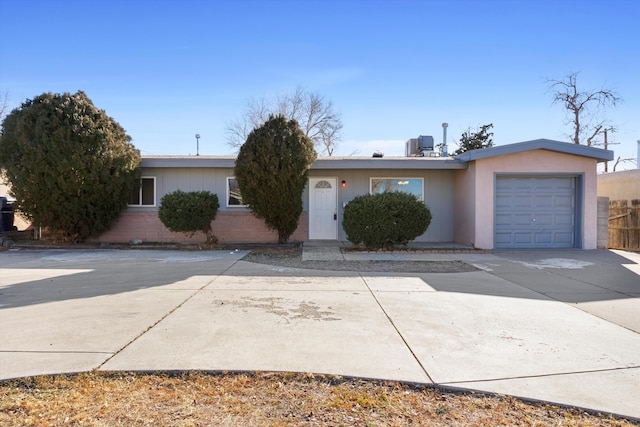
[{"xmin": 309, "ymin": 177, "xmax": 337, "ymax": 240}]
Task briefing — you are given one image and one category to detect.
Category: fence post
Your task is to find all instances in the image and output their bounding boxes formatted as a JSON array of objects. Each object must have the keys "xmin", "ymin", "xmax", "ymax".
[{"xmin": 597, "ymin": 197, "xmax": 609, "ymax": 249}]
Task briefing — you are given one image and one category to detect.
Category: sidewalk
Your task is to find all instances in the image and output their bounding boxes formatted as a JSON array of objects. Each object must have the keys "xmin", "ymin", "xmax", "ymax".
[{"xmin": 1, "ymin": 247, "xmax": 639, "ymax": 420}]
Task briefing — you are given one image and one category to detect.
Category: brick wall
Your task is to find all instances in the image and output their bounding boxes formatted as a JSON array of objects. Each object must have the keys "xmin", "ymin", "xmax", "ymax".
[{"xmin": 97, "ymin": 211, "xmax": 309, "ymax": 244}]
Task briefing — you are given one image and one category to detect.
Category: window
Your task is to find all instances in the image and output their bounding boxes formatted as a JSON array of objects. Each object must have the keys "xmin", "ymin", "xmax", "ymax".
[
  {"xmin": 227, "ymin": 177, "xmax": 246, "ymax": 207},
  {"xmin": 370, "ymin": 178, "xmax": 423, "ymax": 200},
  {"xmin": 129, "ymin": 177, "xmax": 155, "ymax": 206}
]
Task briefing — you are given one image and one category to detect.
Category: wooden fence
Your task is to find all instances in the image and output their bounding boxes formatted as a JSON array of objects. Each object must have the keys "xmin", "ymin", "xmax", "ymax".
[{"xmin": 608, "ymin": 199, "xmax": 640, "ymax": 251}]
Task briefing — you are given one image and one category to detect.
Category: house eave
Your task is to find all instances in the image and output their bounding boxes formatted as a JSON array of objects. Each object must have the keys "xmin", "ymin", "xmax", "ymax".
[
  {"xmin": 141, "ymin": 156, "xmax": 237, "ymax": 168},
  {"xmin": 141, "ymin": 155, "xmax": 468, "ymax": 170},
  {"xmin": 310, "ymin": 156, "xmax": 467, "ymax": 170},
  {"xmin": 454, "ymin": 139, "xmax": 614, "ymax": 163}
]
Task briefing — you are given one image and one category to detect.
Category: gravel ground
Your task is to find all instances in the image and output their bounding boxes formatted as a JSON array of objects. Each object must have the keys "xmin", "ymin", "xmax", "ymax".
[{"xmin": 242, "ymin": 248, "xmax": 478, "ymax": 273}]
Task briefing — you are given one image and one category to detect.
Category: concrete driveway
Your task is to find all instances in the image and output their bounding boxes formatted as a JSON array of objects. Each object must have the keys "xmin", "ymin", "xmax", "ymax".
[{"xmin": 0, "ymin": 247, "xmax": 638, "ymax": 420}]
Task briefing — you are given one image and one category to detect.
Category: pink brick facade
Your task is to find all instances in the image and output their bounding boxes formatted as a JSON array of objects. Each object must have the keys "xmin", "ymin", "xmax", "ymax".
[{"xmin": 98, "ymin": 211, "xmax": 308, "ymax": 244}]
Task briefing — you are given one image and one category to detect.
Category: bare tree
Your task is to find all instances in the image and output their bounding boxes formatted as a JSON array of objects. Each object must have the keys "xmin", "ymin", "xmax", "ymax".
[
  {"xmin": 612, "ymin": 156, "xmax": 637, "ymax": 172},
  {"xmin": 0, "ymin": 92, "xmax": 9, "ymax": 122},
  {"xmin": 547, "ymin": 72, "xmax": 621, "ymax": 146},
  {"xmin": 226, "ymin": 87, "xmax": 342, "ymax": 155}
]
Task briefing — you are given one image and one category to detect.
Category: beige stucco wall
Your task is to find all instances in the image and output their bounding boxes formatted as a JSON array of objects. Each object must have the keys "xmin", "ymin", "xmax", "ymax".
[
  {"xmin": 453, "ymin": 163, "xmax": 476, "ymax": 246},
  {"xmin": 457, "ymin": 150, "xmax": 599, "ymax": 250},
  {"xmin": 597, "ymin": 169, "xmax": 640, "ymax": 201}
]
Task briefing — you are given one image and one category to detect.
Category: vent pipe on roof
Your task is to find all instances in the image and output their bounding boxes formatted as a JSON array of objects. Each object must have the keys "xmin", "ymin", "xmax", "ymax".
[{"xmin": 442, "ymin": 123, "xmax": 449, "ymax": 157}]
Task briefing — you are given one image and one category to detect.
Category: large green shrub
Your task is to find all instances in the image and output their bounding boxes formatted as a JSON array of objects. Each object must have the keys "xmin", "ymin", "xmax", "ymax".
[
  {"xmin": 0, "ymin": 91, "xmax": 141, "ymax": 241},
  {"xmin": 343, "ymin": 192, "xmax": 431, "ymax": 249},
  {"xmin": 234, "ymin": 114, "xmax": 316, "ymax": 244},
  {"xmin": 158, "ymin": 190, "xmax": 220, "ymax": 244}
]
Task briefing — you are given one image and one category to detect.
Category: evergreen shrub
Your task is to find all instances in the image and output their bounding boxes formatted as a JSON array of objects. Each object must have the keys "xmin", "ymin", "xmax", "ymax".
[
  {"xmin": 343, "ymin": 192, "xmax": 431, "ymax": 249},
  {"xmin": 158, "ymin": 190, "xmax": 220, "ymax": 244}
]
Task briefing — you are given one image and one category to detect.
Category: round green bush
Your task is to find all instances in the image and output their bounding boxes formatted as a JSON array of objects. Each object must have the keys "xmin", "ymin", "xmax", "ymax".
[
  {"xmin": 342, "ymin": 192, "xmax": 431, "ymax": 249},
  {"xmin": 158, "ymin": 190, "xmax": 220, "ymax": 243}
]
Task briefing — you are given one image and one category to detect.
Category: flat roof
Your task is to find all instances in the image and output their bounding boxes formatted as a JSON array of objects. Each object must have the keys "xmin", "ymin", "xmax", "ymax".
[{"xmin": 141, "ymin": 139, "xmax": 614, "ymax": 169}]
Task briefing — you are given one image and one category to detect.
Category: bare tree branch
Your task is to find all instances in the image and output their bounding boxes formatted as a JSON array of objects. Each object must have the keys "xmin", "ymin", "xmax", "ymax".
[
  {"xmin": 226, "ymin": 87, "xmax": 342, "ymax": 155},
  {"xmin": 612, "ymin": 156, "xmax": 637, "ymax": 172},
  {"xmin": 547, "ymin": 72, "xmax": 621, "ymax": 145},
  {"xmin": 0, "ymin": 92, "xmax": 9, "ymax": 122}
]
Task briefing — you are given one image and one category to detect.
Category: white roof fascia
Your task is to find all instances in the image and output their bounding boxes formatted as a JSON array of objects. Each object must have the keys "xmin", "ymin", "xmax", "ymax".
[
  {"xmin": 141, "ymin": 156, "xmax": 236, "ymax": 168},
  {"xmin": 141, "ymin": 155, "xmax": 467, "ymax": 170},
  {"xmin": 310, "ymin": 157, "xmax": 466, "ymax": 170}
]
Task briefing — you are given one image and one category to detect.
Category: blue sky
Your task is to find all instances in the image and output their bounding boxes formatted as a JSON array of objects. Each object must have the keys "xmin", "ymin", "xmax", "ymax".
[{"xmin": 1, "ymin": 0, "xmax": 638, "ymax": 169}]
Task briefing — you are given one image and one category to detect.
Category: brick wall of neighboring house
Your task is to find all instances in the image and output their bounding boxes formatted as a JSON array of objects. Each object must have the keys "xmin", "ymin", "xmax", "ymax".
[{"xmin": 97, "ymin": 211, "xmax": 309, "ymax": 244}]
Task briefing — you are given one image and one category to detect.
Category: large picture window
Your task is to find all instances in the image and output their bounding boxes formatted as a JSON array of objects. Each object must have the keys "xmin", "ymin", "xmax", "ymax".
[
  {"xmin": 370, "ymin": 177, "xmax": 423, "ymax": 200},
  {"xmin": 227, "ymin": 177, "xmax": 246, "ymax": 207},
  {"xmin": 129, "ymin": 177, "xmax": 155, "ymax": 206}
]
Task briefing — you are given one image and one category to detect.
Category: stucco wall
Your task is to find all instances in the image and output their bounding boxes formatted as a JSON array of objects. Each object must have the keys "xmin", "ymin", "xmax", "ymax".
[
  {"xmin": 453, "ymin": 163, "xmax": 476, "ymax": 246},
  {"xmin": 309, "ymin": 168, "xmax": 456, "ymax": 242},
  {"xmin": 597, "ymin": 169, "xmax": 640, "ymax": 201},
  {"xmin": 469, "ymin": 150, "xmax": 599, "ymax": 249}
]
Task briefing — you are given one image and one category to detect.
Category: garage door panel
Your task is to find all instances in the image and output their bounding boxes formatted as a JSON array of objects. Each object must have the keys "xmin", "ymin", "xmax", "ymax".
[
  {"xmin": 509, "ymin": 213, "xmax": 530, "ymax": 225},
  {"xmin": 495, "ymin": 233, "xmax": 512, "ymax": 245},
  {"xmin": 555, "ymin": 233, "xmax": 574, "ymax": 245},
  {"xmin": 495, "ymin": 176, "xmax": 576, "ymax": 249},
  {"xmin": 513, "ymin": 196, "xmax": 534, "ymax": 208},
  {"xmin": 556, "ymin": 214, "xmax": 574, "ymax": 226},
  {"xmin": 495, "ymin": 213, "xmax": 513, "ymax": 226},
  {"xmin": 534, "ymin": 195, "xmax": 554, "ymax": 207},
  {"xmin": 534, "ymin": 233, "xmax": 552, "ymax": 244},
  {"xmin": 514, "ymin": 233, "xmax": 533, "ymax": 244},
  {"xmin": 555, "ymin": 195, "xmax": 574, "ymax": 208}
]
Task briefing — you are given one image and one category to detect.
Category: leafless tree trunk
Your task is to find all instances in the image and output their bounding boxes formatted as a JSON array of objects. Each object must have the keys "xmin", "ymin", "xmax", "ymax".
[
  {"xmin": 547, "ymin": 72, "xmax": 620, "ymax": 146},
  {"xmin": 226, "ymin": 87, "xmax": 342, "ymax": 156}
]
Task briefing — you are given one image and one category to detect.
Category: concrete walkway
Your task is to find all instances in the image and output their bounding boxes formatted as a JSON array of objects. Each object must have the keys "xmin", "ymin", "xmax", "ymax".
[{"xmin": 0, "ymin": 245, "xmax": 639, "ymax": 420}]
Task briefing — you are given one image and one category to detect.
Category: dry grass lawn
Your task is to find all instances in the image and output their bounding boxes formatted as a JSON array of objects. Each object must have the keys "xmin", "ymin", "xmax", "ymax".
[{"xmin": 0, "ymin": 371, "xmax": 635, "ymax": 426}]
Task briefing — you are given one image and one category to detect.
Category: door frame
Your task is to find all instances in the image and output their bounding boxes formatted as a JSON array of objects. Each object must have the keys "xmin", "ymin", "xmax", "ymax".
[{"xmin": 308, "ymin": 177, "xmax": 338, "ymax": 240}]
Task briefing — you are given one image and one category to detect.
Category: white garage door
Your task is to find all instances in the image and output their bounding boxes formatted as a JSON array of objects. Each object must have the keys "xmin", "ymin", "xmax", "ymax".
[{"xmin": 495, "ymin": 176, "xmax": 577, "ymax": 249}]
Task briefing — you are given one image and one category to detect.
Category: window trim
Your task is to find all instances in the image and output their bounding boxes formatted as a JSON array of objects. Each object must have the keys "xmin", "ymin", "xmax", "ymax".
[
  {"xmin": 128, "ymin": 176, "xmax": 156, "ymax": 207},
  {"xmin": 227, "ymin": 177, "xmax": 247, "ymax": 207},
  {"xmin": 369, "ymin": 177, "xmax": 424, "ymax": 201}
]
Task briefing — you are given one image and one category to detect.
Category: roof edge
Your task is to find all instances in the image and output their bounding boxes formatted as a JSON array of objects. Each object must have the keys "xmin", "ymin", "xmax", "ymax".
[{"xmin": 454, "ymin": 139, "xmax": 614, "ymax": 163}]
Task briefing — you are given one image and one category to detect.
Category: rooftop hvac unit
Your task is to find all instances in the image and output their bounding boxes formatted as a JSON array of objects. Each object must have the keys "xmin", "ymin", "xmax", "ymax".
[
  {"xmin": 418, "ymin": 135, "xmax": 434, "ymax": 153},
  {"xmin": 405, "ymin": 138, "xmax": 418, "ymax": 156}
]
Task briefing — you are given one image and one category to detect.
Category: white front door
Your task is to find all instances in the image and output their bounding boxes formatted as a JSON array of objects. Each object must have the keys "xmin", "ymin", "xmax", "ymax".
[{"xmin": 309, "ymin": 177, "xmax": 337, "ymax": 240}]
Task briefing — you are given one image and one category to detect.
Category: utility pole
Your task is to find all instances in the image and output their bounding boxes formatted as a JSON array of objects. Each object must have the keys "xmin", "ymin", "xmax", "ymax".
[{"xmin": 604, "ymin": 128, "xmax": 608, "ymax": 172}]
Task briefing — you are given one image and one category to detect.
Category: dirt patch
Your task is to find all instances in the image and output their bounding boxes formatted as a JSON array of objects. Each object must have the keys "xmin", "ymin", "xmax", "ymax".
[{"xmin": 242, "ymin": 247, "xmax": 478, "ymax": 273}]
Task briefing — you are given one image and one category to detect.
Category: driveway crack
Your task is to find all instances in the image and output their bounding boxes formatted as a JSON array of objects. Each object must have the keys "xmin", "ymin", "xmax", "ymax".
[
  {"xmin": 360, "ymin": 273, "xmax": 434, "ymax": 383},
  {"xmin": 96, "ymin": 259, "xmax": 241, "ymax": 370},
  {"xmin": 439, "ymin": 365, "xmax": 640, "ymax": 386}
]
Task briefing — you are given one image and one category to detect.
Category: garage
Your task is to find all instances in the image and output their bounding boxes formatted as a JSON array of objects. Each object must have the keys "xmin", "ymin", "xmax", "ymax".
[{"xmin": 494, "ymin": 175, "xmax": 578, "ymax": 249}]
